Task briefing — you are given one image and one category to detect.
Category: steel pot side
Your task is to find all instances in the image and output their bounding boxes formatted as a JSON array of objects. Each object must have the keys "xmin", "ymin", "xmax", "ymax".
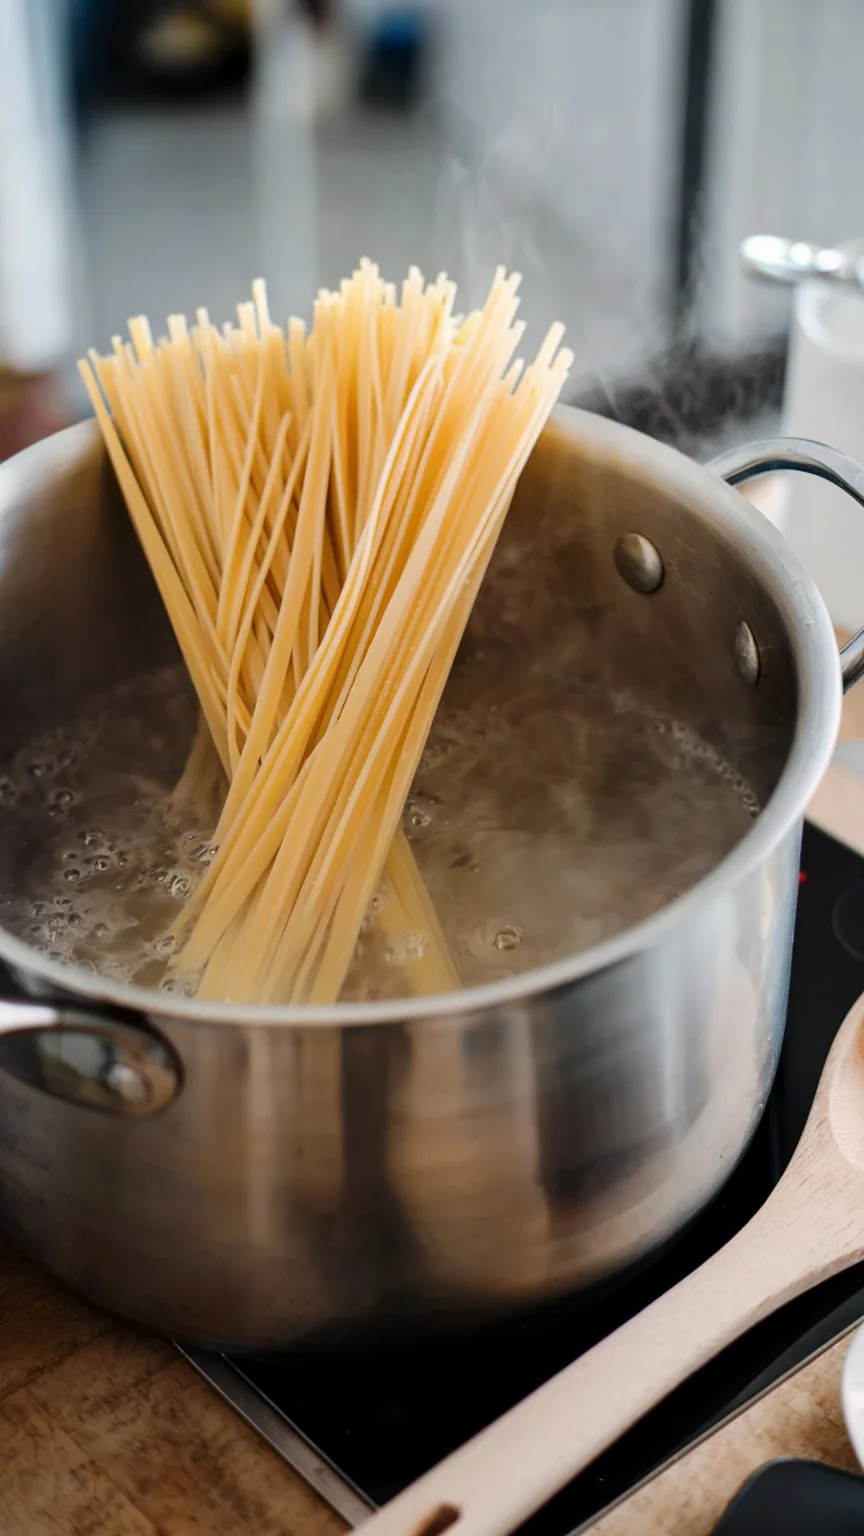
[{"xmin": 0, "ymin": 408, "xmax": 853, "ymax": 1348}]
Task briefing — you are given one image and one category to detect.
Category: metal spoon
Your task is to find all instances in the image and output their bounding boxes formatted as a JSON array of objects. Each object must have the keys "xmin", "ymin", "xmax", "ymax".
[
  {"xmin": 740, "ymin": 234, "xmax": 864, "ymax": 291},
  {"xmin": 356, "ymin": 993, "xmax": 864, "ymax": 1536}
]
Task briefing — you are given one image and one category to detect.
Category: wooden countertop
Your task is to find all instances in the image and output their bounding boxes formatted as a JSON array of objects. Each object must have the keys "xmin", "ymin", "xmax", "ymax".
[
  {"xmin": 592, "ymin": 1330, "xmax": 860, "ymax": 1533},
  {"xmin": 4, "ymin": 742, "xmax": 864, "ymax": 1531},
  {"xmin": 0, "ymin": 1229, "xmax": 347, "ymax": 1534},
  {"xmin": 0, "ymin": 1210, "xmax": 859, "ymax": 1536}
]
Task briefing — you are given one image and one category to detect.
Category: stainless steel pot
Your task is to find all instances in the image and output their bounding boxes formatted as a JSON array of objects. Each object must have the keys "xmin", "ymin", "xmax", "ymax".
[{"xmin": 0, "ymin": 408, "xmax": 858, "ymax": 1351}]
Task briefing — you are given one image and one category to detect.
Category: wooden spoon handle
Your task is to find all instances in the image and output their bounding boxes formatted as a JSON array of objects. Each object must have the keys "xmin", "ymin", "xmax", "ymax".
[{"xmin": 359, "ymin": 1181, "xmax": 859, "ymax": 1536}]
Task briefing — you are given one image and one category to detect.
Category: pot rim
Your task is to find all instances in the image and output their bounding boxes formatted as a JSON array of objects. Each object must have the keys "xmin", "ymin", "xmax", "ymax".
[{"xmin": 0, "ymin": 409, "xmax": 842, "ymax": 1028}]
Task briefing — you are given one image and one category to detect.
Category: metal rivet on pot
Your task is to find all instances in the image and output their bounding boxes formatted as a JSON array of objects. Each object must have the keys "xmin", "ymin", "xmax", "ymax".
[
  {"xmin": 735, "ymin": 621, "xmax": 761, "ymax": 686},
  {"xmin": 614, "ymin": 533, "xmax": 664, "ymax": 594}
]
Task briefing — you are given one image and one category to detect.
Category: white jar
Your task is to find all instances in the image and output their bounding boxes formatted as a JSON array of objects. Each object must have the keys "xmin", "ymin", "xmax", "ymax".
[{"xmin": 780, "ymin": 243, "xmax": 864, "ymax": 633}]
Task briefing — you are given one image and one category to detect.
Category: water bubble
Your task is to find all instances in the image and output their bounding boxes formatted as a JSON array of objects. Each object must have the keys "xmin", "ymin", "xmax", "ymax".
[
  {"xmin": 52, "ymin": 789, "xmax": 74, "ymax": 807},
  {"xmin": 155, "ymin": 935, "xmax": 176, "ymax": 957},
  {"xmin": 464, "ymin": 919, "xmax": 524, "ymax": 960},
  {"xmin": 492, "ymin": 923, "xmax": 523, "ymax": 951},
  {"xmin": 420, "ymin": 736, "xmax": 456, "ymax": 773},
  {"xmin": 104, "ymin": 961, "xmax": 132, "ymax": 983},
  {"xmin": 0, "ymin": 660, "xmax": 767, "ymax": 1003},
  {"xmin": 385, "ymin": 932, "xmax": 427, "ymax": 966}
]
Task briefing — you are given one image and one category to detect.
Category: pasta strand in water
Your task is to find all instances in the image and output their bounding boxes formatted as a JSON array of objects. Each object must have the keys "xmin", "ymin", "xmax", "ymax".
[{"xmin": 80, "ymin": 263, "xmax": 572, "ymax": 1004}]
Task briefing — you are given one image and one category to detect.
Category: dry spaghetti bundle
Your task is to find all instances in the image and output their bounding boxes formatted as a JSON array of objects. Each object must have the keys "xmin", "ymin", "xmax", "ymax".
[{"xmin": 79, "ymin": 262, "xmax": 572, "ymax": 1004}]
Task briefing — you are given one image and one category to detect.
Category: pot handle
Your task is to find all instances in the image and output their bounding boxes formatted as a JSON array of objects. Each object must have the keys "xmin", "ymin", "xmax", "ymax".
[
  {"xmin": 0, "ymin": 994, "xmax": 181, "ymax": 1116},
  {"xmin": 707, "ymin": 436, "xmax": 864, "ymax": 692},
  {"xmin": 739, "ymin": 234, "xmax": 864, "ymax": 291}
]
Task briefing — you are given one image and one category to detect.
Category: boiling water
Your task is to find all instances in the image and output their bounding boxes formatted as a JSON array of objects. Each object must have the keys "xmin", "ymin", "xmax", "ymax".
[{"xmin": 0, "ymin": 663, "xmax": 759, "ymax": 1002}]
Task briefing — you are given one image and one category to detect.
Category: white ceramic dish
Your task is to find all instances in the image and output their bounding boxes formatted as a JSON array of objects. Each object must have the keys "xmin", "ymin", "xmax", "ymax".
[
  {"xmin": 780, "ymin": 237, "xmax": 864, "ymax": 632},
  {"xmin": 841, "ymin": 1321, "xmax": 864, "ymax": 1466}
]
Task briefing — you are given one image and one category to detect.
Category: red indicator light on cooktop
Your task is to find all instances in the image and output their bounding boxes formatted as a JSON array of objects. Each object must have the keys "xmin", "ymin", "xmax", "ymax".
[{"xmin": 799, "ymin": 870, "xmax": 808, "ymax": 885}]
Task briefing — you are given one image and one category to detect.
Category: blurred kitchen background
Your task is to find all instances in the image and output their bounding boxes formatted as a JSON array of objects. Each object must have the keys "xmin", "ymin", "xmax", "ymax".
[{"xmin": 5, "ymin": 2, "xmax": 864, "ymax": 555}]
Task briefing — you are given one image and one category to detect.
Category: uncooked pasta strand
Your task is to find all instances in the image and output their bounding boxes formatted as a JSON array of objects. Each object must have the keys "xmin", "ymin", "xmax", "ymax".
[
  {"xmin": 78, "ymin": 359, "xmax": 230, "ymax": 770},
  {"xmin": 238, "ymin": 355, "xmax": 569, "ymax": 1000},
  {"xmin": 82, "ymin": 263, "xmax": 571, "ymax": 1004}
]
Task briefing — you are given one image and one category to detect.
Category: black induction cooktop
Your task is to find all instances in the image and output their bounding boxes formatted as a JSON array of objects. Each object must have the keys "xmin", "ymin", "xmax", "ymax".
[{"xmin": 180, "ymin": 821, "xmax": 864, "ymax": 1534}]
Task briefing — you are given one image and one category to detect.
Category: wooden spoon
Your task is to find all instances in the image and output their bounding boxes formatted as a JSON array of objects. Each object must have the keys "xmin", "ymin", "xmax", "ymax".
[{"xmin": 358, "ymin": 994, "xmax": 864, "ymax": 1536}]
